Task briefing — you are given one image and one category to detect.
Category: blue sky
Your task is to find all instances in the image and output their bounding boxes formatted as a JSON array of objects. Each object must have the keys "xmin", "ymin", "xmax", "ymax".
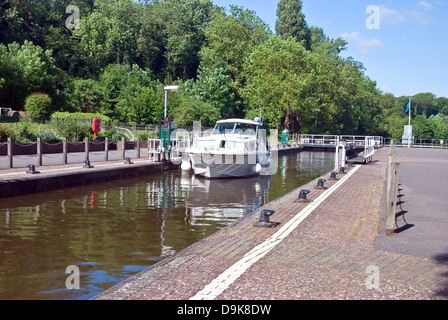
[{"xmin": 211, "ymin": 0, "xmax": 448, "ymax": 98}]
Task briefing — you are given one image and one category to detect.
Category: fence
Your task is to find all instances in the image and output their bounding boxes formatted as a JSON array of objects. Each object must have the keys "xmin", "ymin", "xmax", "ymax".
[
  {"xmin": 298, "ymin": 135, "xmax": 384, "ymax": 149},
  {"xmin": 384, "ymin": 138, "xmax": 448, "ymax": 149},
  {"xmin": 0, "ymin": 137, "xmax": 161, "ymax": 169}
]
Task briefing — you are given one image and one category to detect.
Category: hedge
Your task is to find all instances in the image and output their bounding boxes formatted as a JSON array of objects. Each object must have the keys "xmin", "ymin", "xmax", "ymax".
[{"xmin": 51, "ymin": 112, "xmax": 111, "ymax": 125}]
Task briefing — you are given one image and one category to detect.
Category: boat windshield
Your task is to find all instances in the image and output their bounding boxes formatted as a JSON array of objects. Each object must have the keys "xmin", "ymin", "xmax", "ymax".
[
  {"xmin": 212, "ymin": 123, "xmax": 258, "ymax": 136},
  {"xmin": 212, "ymin": 123, "xmax": 235, "ymax": 135}
]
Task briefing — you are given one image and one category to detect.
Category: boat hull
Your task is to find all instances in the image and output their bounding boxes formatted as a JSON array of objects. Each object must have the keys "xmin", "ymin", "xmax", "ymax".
[{"xmin": 187, "ymin": 151, "xmax": 272, "ymax": 179}]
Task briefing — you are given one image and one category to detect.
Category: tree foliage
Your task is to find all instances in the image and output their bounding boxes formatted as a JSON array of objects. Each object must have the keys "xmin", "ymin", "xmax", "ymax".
[
  {"xmin": 200, "ymin": 5, "xmax": 271, "ymax": 85},
  {"xmin": 0, "ymin": 0, "xmax": 446, "ymax": 138},
  {"xmin": 24, "ymin": 93, "xmax": 53, "ymax": 121},
  {"xmin": 242, "ymin": 36, "xmax": 316, "ymax": 130},
  {"xmin": 275, "ymin": 0, "xmax": 311, "ymax": 50},
  {"xmin": 0, "ymin": 40, "xmax": 60, "ymax": 108},
  {"xmin": 309, "ymin": 26, "xmax": 348, "ymax": 57}
]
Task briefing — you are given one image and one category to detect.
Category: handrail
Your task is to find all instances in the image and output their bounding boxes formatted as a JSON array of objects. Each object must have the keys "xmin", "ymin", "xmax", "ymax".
[
  {"xmin": 299, "ymin": 134, "xmax": 384, "ymax": 148},
  {"xmin": 116, "ymin": 127, "xmax": 135, "ymax": 141}
]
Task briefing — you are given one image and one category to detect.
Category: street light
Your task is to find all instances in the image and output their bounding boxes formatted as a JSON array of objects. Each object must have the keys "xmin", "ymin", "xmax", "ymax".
[{"xmin": 164, "ymin": 85, "xmax": 180, "ymax": 117}]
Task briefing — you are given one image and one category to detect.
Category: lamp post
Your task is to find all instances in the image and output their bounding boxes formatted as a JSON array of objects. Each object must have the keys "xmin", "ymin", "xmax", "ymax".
[
  {"xmin": 164, "ymin": 85, "xmax": 180, "ymax": 118},
  {"xmin": 162, "ymin": 85, "xmax": 179, "ymax": 161}
]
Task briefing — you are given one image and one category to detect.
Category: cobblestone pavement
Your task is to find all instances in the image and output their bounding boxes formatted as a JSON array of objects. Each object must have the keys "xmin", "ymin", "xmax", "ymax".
[{"xmin": 94, "ymin": 148, "xmax": 448, "ymax": 300}]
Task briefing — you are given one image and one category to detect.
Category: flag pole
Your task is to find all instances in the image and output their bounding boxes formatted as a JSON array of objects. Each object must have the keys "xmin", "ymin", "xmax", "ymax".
[{"xmin": 408, "ymin": 97, "xmax": 411, "ymax": 148}]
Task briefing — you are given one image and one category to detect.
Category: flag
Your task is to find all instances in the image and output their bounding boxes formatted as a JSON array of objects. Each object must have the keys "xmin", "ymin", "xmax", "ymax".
[{"xmin": 404, "ymin": 101, "xmax": 410, "ymax": 113}]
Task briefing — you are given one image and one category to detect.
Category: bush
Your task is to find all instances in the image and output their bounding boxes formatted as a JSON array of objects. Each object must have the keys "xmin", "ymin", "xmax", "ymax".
[
  {"xmin": 50, "ymin": 111, "xmax": 112, "ymax": 142},
  {"xmin": 11, "ymin": 119, "xmax": 37, "ymax": 143},
  {"xmin": 51, "ymin": 112, "xmax": 111, "ymax": 125},
  {"xmin": 98, "ymin": 127, "xmax": 127, "ymax": 142},
  {"xmin": 138, "ymin": 131, "xmax": 159, "ymax": 140},
  {"xmin": 0, "ymin": 124, "xmax": 14, "ymax": 143},
  {"xmin": 24, "ymin": 93, "xmax": 53, "ymax": 121},
  {"xmin": 54, "ymin": 118, "xmax": 91, "ymax": 142},
  {"xmin": 36, "ymin": 126, "xmax": 64, "ymax": 143}
]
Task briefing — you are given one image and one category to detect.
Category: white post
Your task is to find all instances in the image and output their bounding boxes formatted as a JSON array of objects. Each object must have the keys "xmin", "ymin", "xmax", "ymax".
[
  {"xmin": 341, "ymin": 143, "xmax": 346, "ymax": 168},
  {"xmin": 334, "ymin": 144, "xmax": 339, "ymax": 171},
  {"xmin": 164, "ymin": 85, "xmax": 180, "ymax": 118},
  {"xmin": 164, "ymin": 89, "xmax": 168, "ymax": 118}
]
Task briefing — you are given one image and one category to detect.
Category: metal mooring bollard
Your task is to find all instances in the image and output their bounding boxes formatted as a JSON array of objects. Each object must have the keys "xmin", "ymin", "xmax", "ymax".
[
  {"xmin": 83, "ymin": 160, "xmax": 93, "ymax": 168},
  {"xmin": 329, "ymin": 172, "xmax": 338, "ymax": 180},
  {"xmin": 26, "ymin": 164, "xmax": 39, "ymax": 174},
  {"xmin": 253, "ymin": 209, "xmax": 280, "ymax": 228},
  {"xmin": 295, "ymin": 189, "xmax": 311, "ymax": 203},
  {"xmin": 315, "ymin": 179, "xmax": 327, "ymax": 189},
  {"xmin": 339, "ymin": 167, "xmax": 346, "ymax": 174},
  {"xmin": 125, "ymin": 157, "xmax": 134, "ymax": 165}
]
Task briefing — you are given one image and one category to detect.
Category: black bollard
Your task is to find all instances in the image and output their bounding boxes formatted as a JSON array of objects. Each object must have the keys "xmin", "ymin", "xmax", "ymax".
[
  {"xmin": 125, "ymin": 157, "xmax": 134, "ymax": 165},
  {"xmin": 26, "ymin": 164, "xmax": 39, "ymax": 174},
  {"xmin": 295, "ymin": 189, "xmax": 311, "ymax": 203},
  {"xmin": 83, "ymin": 160, "xmax": 93, "ymax": 168},
  {"xmin": 339, "ymin": 167, "xmax": 346, "ymax": 174},
  {"xmin": 315, "ymin": 179, "xmax": 327, "ymax": 190},
  {"xmin": 329, "ymin": 172, "xmax": 338, "ymax": 180},
  {"xmin": 253, "ymin": 209, "xmax": 280, "ymax": 228}
]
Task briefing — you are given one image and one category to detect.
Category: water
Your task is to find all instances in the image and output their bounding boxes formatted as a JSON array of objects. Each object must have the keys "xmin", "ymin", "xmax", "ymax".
[{"xmin": 0, "ymin": 151, "xmax": 334, "ymax": 300}]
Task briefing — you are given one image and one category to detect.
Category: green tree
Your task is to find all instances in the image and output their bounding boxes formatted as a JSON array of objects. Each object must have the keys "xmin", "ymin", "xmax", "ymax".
[
  {"xmin": 428, "ymin": 114, "xmax": 448, "ymax": 140},
  {"xmin": 413, "ymin": 115, "xmax": 433, "ymax": 139},
  {"xmin": 309, "ymin": 26, "xmax": 347, "ymax": 56},
  {"xmin": 73, "ymin": 0, "xmax": 141, "ymax": 75},
  {"xmin": 0, "ymin": 41, "xmax": 59, "ymax": 109},
  {"xmin": 115, "ymin": 85, "xmax": 163, "ymax": 124},
  {"xmin": 242, "ymin": 36, "xmax": 316, "ymax": 130},
  {"xmin": 69, "ymin": 78, "xmax": 104, "ymax": 113},
  {"xmin": 138, "ymin": 0, "xmax": 217, "ymax": 81},
  {"xmin": 200, "ymin": 5, "xmax": 271, "ymax": 85},
  {"xmin": 98, "ymin": 64, "xmax": 162, "ymax": 123},
  {"xmin": 183, "ymin": 61, "xmax": 237, "ymax": 119},
  {"xmin": 435, "ymin": 97, "xmax": 448, "ymax": 115},
  {"xmin": 0, "ymin": 0, "xmax": 95, "ymax": 76},
  {"xmin": 386, "ymin": 114, "xmax": 407, "ymax": 139},
  {"xmin": 411, "ymin": 92, "xmax": 437, "ymax": 117},
  {"xmin": 275, "ymin": 0, "xmax": 311, "ymax": 50},
  {"xmin": 170, "ymin": 93, "xmax": 220, "ymax": 127}
]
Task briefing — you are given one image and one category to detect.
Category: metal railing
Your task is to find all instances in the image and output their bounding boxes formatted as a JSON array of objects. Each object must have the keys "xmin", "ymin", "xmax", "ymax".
[
  {"xmin": 384, "ymin": 138, "xmax": 448, "ymax": 149},
  {"xmin": 364, "ymin": 136, "xmax": 376, "ymax": 161},
  {"xmin": 298, "ymin": 134, "xmax": 341, "ymax": 147},
  {"xmin": 1, "ymin": 137, "xmax": 157, "ymax": 169},
  {"xmin": 298, "ymin": 135, "xmax": 384, "ymax": 149}
]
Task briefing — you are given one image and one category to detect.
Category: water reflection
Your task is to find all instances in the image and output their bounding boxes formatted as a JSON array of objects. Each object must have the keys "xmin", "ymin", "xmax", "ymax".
[{"xmin": 0, "ymin": 151, "xmax": 334, "ymax": 300}]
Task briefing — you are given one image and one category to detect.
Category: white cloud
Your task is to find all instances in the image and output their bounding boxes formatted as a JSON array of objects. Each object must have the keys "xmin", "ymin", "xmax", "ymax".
[
  {"xmin": 379, "ymin": 1, "xmax": 439, "ymax": 26},
  {"xmin": 341, "ymin": 32, "xmax": 384, "ymax": 55},
  {"xmin": 417, "ymin": 1, "xmax": 435, "ymax": 10},
  {"xmin": 379, "ymin": 5, "xmax": 406, "ymax": 25}
]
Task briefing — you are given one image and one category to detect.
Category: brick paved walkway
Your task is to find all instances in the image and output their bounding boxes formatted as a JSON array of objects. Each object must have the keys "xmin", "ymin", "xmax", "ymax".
[{"xmin": 94, "ymin": 148, "xmax": 448, "ymax": 300}]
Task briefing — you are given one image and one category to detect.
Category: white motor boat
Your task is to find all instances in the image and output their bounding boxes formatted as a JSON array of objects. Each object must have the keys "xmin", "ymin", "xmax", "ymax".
[{"xmin": 181, "ymin": 118, "xmax": 273, "ymax": 179}]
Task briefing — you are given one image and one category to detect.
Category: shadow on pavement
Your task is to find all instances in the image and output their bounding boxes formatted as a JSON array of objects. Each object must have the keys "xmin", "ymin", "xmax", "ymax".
[
  {"xmin": 433, "ymin": 251, "xmax": 448, "ymax": 298},
  {"xmin": 394, "ymin": 184, "xmax": 414, "ymax": 234}
]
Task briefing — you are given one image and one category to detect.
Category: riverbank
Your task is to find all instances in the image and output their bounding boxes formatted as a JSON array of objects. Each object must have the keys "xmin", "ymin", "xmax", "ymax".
[{"xmin": 0, "ymin": 159, "xmax": 175, "ymax": 198}]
